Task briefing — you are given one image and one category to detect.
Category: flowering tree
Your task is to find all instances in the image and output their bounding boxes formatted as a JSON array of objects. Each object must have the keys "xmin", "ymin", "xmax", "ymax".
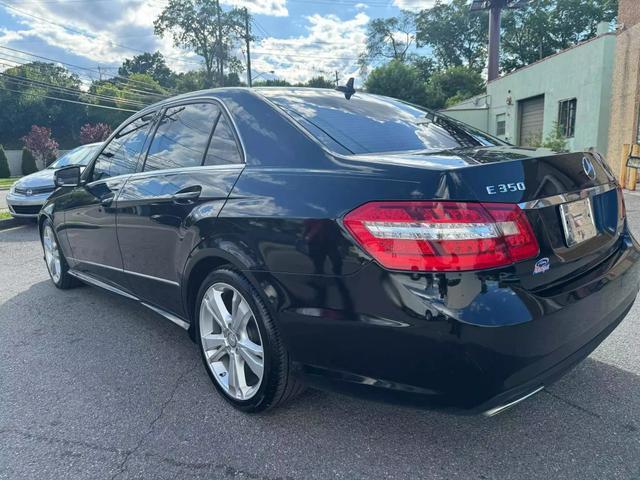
[
  {"xmin": 79, "ymin": 123, "xmax": 112, "ymax": 145},
  {"xmin": 21, "ymin": 126, "xmax": 59, "ymax": 169}
]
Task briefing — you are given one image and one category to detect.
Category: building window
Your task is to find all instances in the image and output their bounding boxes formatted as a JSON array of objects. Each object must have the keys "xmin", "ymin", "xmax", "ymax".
[
  {"xmin": 496, "ymin": 114, "xmax": 506, "ymax": 136},
  {"xmin": 558, "ymin": 98, "xmax": 577, "ymax": 138}
]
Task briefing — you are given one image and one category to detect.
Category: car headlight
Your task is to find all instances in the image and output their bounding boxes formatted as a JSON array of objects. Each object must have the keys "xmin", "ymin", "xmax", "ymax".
[{"xmin": 9, "ymin": 183, "xmax": 16, "ymax": 194}]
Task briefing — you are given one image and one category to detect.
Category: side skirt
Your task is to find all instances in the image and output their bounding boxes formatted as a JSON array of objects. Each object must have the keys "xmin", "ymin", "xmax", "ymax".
[{"xmin": 68, "ymin": 269, "xmax": 190, "ymax": 331}]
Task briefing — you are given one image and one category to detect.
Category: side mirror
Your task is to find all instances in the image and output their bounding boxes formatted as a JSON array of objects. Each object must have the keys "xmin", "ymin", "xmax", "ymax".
[{"xmin": 54, "ymin": 165, "xmax": 81, "ymax": 188}]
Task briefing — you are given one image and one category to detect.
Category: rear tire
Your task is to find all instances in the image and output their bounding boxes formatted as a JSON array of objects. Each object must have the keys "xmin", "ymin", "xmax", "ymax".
[
  {"xmin": 195, "ymin": 267, "xmax": 304, "ymax": 412},
  {"xmin": 41, "ymin": 219, "xmax": 77, "ymax": 290}
]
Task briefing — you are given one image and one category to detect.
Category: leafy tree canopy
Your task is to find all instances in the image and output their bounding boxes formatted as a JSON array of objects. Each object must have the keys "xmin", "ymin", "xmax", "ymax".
[
  {"xmin": 364, "ymin": 60, "xmax": 427, "ymax": 106},
  {"xmin": 416, "ymin": 0, "xmax": 488, "ymax": 72},
  {"xmin": 359, "ymin": 11, "xmax": 417, "ymax": 71},
  {"xmin": 118, "ymin": 51, "xmax": 174, "ymax": 88},
  {"xmin": 154, "ymin": 0, "xmax": 247, "ymax": 88}
]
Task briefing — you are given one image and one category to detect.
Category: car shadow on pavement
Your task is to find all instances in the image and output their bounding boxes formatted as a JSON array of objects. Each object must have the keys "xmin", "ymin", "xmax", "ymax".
[{"xmin": 2, "ymin": 278, "xmax": 639, "ymax": 479}]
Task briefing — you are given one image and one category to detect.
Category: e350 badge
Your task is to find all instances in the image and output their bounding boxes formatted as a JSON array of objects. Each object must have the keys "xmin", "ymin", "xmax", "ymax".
[{"xmin": 533, "ymin": 257, "xmax": 550, "ymax": 275}]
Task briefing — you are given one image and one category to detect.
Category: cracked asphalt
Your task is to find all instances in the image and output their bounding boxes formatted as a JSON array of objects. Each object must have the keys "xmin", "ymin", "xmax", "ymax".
[{"xmin": 2, "ymin": 195, "xmax": 640, "ymax": 480}]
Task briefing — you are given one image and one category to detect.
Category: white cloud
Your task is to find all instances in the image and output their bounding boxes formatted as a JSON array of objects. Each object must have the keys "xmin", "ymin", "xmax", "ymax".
[
  {"xmin": 252, "ymin": 12, "xmax": 369, "ymax": 85},
  {"xmin": 355, "ymin": 3, "xmax": 369, "ymax": 9},
  {"xmin": 393, "ymin": 0, "xmax": 439, "ymax": 11},
  {"xmin": 222, "ymin": 0, "xmax": 288, "ymax": 17}
]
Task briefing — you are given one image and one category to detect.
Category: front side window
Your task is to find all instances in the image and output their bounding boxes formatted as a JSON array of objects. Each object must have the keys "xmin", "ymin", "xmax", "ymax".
[
  {"xmin": 144, "ymin": 102, "xmax": 220, "ymax": 171},
  {"xmin": 93, "ymin": 113, "xmax": 155, "ymax": 181},
  {"xmin": 558, "ymin": 98, "xmax": 577, "ymax": 138}
]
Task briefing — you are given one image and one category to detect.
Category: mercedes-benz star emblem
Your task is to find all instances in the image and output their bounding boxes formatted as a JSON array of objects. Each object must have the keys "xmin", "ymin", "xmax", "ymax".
[{"xmin": 582, "ymin": 156, "xmax": 596, "ymax": 180}]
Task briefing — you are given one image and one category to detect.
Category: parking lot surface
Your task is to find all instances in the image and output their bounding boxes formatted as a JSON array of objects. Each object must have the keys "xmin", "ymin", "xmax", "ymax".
[{"xmin": 2, "ymin": 195, "xmax": 640, "ymax": 480}]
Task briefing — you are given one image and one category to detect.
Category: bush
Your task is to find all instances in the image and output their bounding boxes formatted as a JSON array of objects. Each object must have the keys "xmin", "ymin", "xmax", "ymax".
[
  {"xmin": 79, "ymin": 123, "xmax": 112, "ymax": 144},
  {"xmin": 21, "ymin": 125, "xmax": 58, "ymax": 169},
  {"xmin": 21, "ymin": 148, "xmax": 38, "ymax": 175},
  {"xmin": 0, "ymin": 145, "xmax": 10, "ymax": 178}
]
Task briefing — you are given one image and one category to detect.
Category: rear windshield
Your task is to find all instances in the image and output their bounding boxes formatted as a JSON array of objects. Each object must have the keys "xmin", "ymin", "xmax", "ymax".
[{"xmin": 260, "ymin": 89, "xmax": 504, "ymax": 155}]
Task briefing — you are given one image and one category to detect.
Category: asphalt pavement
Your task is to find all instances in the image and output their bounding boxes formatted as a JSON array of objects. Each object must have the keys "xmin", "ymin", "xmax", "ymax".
[{"xmin": 1, "ymin": 195, "xmax": 640, "ymax": 479}]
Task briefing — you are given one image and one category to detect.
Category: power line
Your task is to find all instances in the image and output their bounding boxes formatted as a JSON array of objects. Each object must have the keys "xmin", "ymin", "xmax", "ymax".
[
  {"xmin": 0, "ymin": 84, "xmax": 139, "ymax": 112},
  {"xmin": 0, "ymin": 70, "xmax": 150, "ymax": 108},
  {"xmin": 0, "ymin": 54, "xmax": 168, "ymax": 103},
  {"xmin": 0, "ymin": 45, "xmax": 173, "ymax": 96},
  {"xmin": 0, "ymin": 1, "xmax": 201, "ymax": 67}
]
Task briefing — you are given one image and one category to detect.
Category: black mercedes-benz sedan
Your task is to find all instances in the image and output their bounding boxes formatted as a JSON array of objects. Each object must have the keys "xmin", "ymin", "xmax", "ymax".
[{"xmin": 39, "ymin": 87, "xmax": 640, "ymax": 415}]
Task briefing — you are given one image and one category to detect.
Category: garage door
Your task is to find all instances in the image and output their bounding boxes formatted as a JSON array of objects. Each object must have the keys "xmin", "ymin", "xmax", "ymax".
[{"xmin": 518, "ymin": 95, "xmax": 545, "ymax": 147}]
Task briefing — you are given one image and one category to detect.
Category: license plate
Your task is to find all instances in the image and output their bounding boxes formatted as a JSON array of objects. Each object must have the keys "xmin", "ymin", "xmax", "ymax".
[{"xmin": 559, "ymin": 198, "xmax": 597, "ymax": 247}]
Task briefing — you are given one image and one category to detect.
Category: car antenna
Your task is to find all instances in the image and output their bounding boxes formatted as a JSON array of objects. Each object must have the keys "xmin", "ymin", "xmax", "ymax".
[{"xmin": 336, "ymin": 77, "xmax": 356, "ymax": 100}]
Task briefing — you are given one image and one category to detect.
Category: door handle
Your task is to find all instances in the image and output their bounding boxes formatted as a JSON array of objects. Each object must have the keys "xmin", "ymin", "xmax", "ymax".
[{"xmin": 172, "ymin": 186, "xmax": 202, "ymax": 204}]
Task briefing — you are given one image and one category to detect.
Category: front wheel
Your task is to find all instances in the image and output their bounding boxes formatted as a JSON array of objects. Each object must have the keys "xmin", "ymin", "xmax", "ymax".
[
  {"xmin": 195, "ymin": 268, "xmax": 303, "ymax": 412},
  {"xmin": 41, "ymin": 219, "xmax": 77, "ymax": 289}
]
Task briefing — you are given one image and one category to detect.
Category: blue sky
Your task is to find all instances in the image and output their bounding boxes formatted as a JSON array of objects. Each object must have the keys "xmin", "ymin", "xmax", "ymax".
[{"xmin": 0, "ymin": 0, "xmax": 433, "ymax": 86}]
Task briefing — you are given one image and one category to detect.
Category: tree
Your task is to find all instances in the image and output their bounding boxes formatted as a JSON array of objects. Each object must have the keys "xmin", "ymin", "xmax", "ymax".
[
  {"xmin": 364, "ymin": 60, "xmax": 426, "ymax": 106},
  {"xmin": 0, "ymin": 62, "xmax": 86, "ymax": 148},
  {"xmin": 501, "ymin": 0, "xmax": 618, "ymax": 72},
  {"xmin": 359, "ymin": 11, "xmax": 417, "ymax": 70},
  {"xmin": 173, "ymin": 70, "xmax": 207, "ymax": 93},
  {"xmin": 21, "ymin": 126, "xmax": 59, "ymax": 169},
  {"xmin": 416, "ymin": 0, "xmax": 488, "ymax": 72},
  {"xmin": 304, "ymin": 76, "xmax": 335, "ymax": 89},
  {"xmin": 21, "ymin": 148, "xmax": 38, "ymax": 175},
  {"xmin": 253, "ymin": 79, "xmax": 292, "ymax": 87},
  {"xmin": 0, "ymin": 146, "xmax": 10, "ymax": 178},
  {"xmin": 118, "ymin": 51, "xmax": 174, "ymax": 88},
  {"xmin": 80, "ymin": 123, "xmax": 112, "ymax": 144},
  {"xmin": 154, "ymin": 0, "xmax": 247, "ymax": 88},
  {"xmin": 424, "ymin": 66, "xmax": 485, "ymax": 109}
]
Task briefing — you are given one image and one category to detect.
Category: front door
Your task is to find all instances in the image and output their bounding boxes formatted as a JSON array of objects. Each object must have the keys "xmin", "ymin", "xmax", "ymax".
[
  {"xmin": 116, "ymin": 101, "xmax": 244, "ymax": 316},
  {"xmin": 63, "ymin": 112, "xmax": 156, "ymax": 287}
]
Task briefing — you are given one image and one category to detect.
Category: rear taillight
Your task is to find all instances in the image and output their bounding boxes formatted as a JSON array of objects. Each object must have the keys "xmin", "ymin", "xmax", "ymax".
[{"xmin": 343, "ymin": 201, "xmax": 539, "ymax": 272}]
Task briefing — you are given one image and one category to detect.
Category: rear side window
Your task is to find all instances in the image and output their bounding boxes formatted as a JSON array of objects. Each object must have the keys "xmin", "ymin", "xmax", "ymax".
[
  {"xmin": 93, "ymin": 113, "xmax": 155, "ymax": 181},
  {"xmin": 144, "ymin": 103, "xmax": 220, "ymax": 172},
  {"xmin": 204, "ymin": 114, "xmax": 242, "ymax": 166}
]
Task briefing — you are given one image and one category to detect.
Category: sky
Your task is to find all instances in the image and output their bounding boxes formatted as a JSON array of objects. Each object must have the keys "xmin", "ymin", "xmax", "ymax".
[{"xmin": 0, "ymin": 0, "xmax": 441, "ymax": 87}]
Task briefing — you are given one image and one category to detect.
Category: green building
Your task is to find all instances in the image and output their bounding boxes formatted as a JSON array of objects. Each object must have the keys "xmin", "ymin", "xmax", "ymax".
[{"xmin": 443, "ymin": 22, "xmax": 616, "ymax": 154}]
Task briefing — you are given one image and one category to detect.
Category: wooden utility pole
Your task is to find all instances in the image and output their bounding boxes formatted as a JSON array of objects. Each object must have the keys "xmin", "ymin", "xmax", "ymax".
[
  {"xmin": 471, "ymin": 0, "xmax": 530, "ymax": 82},
  {"xmin": 245, "ymin": 8, "xmax": 252, "ymax": 88}
]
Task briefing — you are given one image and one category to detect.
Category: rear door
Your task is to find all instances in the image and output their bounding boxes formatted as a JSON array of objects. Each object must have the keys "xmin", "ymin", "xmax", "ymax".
[{"xmin": 116, "ymin": 99, "xmax": 244, "ymax": 315}]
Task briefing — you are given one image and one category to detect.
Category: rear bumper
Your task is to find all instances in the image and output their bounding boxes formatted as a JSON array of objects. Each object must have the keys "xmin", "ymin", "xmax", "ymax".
[{"xmin": 253, "ymin": 230, "xmax": 640, "ymax": 412}]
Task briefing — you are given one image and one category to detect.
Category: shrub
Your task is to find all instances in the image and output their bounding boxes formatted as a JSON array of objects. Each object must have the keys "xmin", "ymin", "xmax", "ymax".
[
  {"xmin": 21, "ymin": 148, "xmax": 38, "ymax": 175},
  {"xmin": 21, "ymin": 125, "xmax": 59, "ymax": 169},
  {"xmin": 79, "ymin": 123, "xmax": 112, "ymax": 144},
  {"xmin": 0, "ymin": 145, "xmax": 10, "ymax": 178}
]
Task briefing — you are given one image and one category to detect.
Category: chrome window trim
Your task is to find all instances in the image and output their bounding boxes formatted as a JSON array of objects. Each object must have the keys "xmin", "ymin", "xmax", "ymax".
[{"xmin": 518, "ymin": 183, "xmax": 617, "ymax": 210}]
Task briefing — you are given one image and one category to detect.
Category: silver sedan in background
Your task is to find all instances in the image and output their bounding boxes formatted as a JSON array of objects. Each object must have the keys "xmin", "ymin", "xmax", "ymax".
[{"xmin": 7, "ymin": 142, "xmax": 102, "ymax": 218}]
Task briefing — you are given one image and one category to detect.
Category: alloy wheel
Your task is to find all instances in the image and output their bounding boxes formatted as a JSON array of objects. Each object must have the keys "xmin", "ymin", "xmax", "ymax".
[
  {"xmin": 43, "ymin": 225, "xmax": 62, "ymax": 284},
  {"xmin": 199, "ymin": 282, "xmax": 265, "ymax": 400}
]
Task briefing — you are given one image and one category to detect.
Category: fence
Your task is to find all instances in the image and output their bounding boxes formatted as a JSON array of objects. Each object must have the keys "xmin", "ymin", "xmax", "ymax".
[{"xmin": 4, "ymin": 150, "xmax": 69, "ymax": 177}]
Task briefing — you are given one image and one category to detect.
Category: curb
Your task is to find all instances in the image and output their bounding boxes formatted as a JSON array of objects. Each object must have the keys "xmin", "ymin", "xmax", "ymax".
[{"xmin": 0, "ymin": 217, "xmax": 32, "ymax": 231}]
